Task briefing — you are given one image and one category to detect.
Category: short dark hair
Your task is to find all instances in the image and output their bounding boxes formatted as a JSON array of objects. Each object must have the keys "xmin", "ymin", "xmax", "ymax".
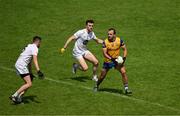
[
  {"xmin": 86, "ymin": 19, "xmax": 94, "ymax": 25},
  {"xmin": 33, "ymin": 36, "xmax": 41, "ymax": 42},
  {"xmin": 108, "ymin": 28, "xmax": 116, "ymax": 34}
]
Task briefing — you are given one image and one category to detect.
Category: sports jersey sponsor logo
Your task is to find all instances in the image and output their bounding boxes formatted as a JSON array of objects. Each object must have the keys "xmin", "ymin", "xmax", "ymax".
[{"xmin": 83, "ymin": 40, "xmax": 89, "ymax": 45}]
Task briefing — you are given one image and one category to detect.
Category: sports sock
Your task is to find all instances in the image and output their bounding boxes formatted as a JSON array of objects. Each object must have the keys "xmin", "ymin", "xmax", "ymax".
[
  {"xmin": 93, "ymin": 75, "xmax": 97, "ymax": 78},
  {"xmin": 124, "ymin": 83, "xmax": 128, "ymax": 90},
  {"xmin": 75, "ymin": 63, "xmax": 79, "ymax": 69},
  {"xmin": 12, "ymin": 92, "xmax": 19, "ymax": 97},
  {"xmin": 92, "ymin": 75, "xmax": 98, "ymax": 81},
  {"xmin": 18, "ymin": 93, "xmax": 23, "ymax": 98}
]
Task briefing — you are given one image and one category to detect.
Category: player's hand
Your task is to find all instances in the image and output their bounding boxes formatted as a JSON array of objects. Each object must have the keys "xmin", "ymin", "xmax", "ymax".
[
  {"xmin": 111, "ymin": 58, "xmax": 118, "ymax": 64},
  {"xmin": 122, "ymin": 57, "xmax": 126, "ymax": 65},
  {"xmin": 60, "ymin": 48, "xmax": 65, "ymax": 54},
  {"xmin": 111, "ymin": 58, "xmax": 116, "ymax": 62},
  {"xmin": 37, "ymin": 70, "xmax": 44, "ymax": 79}
]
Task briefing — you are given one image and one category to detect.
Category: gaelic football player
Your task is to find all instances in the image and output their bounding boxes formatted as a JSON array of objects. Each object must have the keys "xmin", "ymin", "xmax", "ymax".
[
  {"xmin": 60, "ymin": 19, "xmax": 103, "ymax": 81},
  {"xmin": 10, "ymin": 36, "xmax": 44, "ymax": 103},
  {"xmin": 94, "ymin": 28, "xmax": 132, "ymax": 94}
]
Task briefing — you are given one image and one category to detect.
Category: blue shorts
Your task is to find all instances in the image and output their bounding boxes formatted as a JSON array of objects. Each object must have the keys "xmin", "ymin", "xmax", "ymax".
[{"xmin": 103, "ymin": 62, "xmax": 116, "ymax": 69}]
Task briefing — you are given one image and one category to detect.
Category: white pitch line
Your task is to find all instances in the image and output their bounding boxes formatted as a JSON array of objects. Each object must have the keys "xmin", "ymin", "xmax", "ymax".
[
  {"xmin": 46, "ymin": 77, "xmax": 180, "ymax": 113},
  {"xmin": 1, "ymin": 66, "xmax": 180, "ymax": 113}
]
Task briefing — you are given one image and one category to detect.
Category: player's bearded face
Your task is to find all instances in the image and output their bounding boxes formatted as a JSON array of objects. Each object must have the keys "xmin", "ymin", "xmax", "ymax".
[
  {"xmin": 108, "ymin": 30, "xmax": 115, "ymax": 41},
  {"xmin": 86, "ymin": 23, "xmax": 94, "ymax": 32},
  {"xmin": 37, "ymin": 41, "xmax": 41, "ymax": 48}
]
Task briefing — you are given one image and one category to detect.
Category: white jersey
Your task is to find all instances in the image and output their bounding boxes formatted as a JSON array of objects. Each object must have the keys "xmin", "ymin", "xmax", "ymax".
[
  {"xmin": 73, "ymin": 29, "xmax": 97, "ymax": 57},
  {"xmin": 15, "ymin": 44, "xmax": 38, "ymax": 67}
]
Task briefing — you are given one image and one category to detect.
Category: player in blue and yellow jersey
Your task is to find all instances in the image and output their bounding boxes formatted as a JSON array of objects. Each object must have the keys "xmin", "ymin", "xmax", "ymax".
[{"xmin": 94, "ymin": 28, "xmax": 132, "ymax": 94}]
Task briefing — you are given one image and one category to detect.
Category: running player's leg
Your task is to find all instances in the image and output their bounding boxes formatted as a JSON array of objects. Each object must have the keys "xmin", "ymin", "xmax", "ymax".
[
  {"xmin": 116, "ymin": 65, "xmax": 132, "ymax": 94},
  {"xmin": 72, "ymin": 54, "xmax": 89, "ymax": 74},
  {"xmin": 84, "ymin": 51, "xmax": 99, "ymax": 80},
  {"xmin": 18, "ymin": 74, "xmax": 33, "ymax": 98},
  {"xmin": 18, "ymin": 91, "xmax": 25, "ymax": 98},
  {"xmin": 12, "ymin": 75, "xmax": 32, "ymax": 98},
  {"xmin": 10, "ymin": 75, "xmax": 32, "ymax": 103},
  {"xmin": 97, "ymin": 68, "xmax": 109, "ymax": 87},
  {"xmin": 17, "ymin": 70, "xmax": 34, "ymax": 98},
  {"xmin": 94, "ymin": 68, "xmax": 109, "ymax": 91},
  {"xmin": 76, "ymin": 56, "xmax": 89, "ymax": 71}
]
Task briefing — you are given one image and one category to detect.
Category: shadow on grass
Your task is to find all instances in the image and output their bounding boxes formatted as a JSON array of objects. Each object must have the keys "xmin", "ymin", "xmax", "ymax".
[
  {"xmin": 99, "ymin": 88, "xmax": 124, "ymax": 94},
  {"xmin": 22, "ymin": 95, "xmax": 41, "ymax": 104},
  {"xmin": 71, "ymin": 76, "xmax": 91, "ymax": 82}
]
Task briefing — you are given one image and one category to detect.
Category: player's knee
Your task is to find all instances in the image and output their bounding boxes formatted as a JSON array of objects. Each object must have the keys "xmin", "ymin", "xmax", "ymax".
[
  {"xmin": 93, "ymin": 60, "xmax": 99, "ymax": 66},
  {"xmin": 82, "ymin": 66, "xmax": 88, "ymax": 71},
  {"xmin": 120, "ymin": 67, "xmax": 126, "ymax": 74},
  {"xmin": 121, "ymin": 70, "xmax": 126, "ymax": 75},
  {"xmin": 27, "ymin": 82, "xmax": 32, "ymax": 88}
]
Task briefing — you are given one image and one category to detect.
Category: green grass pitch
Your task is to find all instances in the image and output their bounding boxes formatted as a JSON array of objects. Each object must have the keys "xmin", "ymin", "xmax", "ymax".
[{"xmin": 0, "ymin": 0, "xmax": 180, "ymax": 115}]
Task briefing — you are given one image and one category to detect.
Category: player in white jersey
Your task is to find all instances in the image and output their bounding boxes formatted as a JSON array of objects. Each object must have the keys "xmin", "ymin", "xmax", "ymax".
[
  {"xmin": 60, "ymin": 20, "xmax": 103, "ymax": 81},
  {"xmin": 9, "ymin": 36, "xmax": 44, "ymax": 104}
]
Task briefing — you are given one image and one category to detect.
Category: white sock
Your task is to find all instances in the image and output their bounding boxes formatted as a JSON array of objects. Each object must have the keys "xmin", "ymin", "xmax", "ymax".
[
  {"xmin": 17, "ymin": 94, "xmax": 22, "ymax": 98},
  {"xmin": 93, "ymin": 75, "xmax": 98, "ymax": 79},
  {"xmin": 12, "ymin": 92, "xmax": 19, "ymax": 97},
  {"xmin": 93, "ymin": 75, "xmax": 98, "ymax": 81},
  {"xmin": 125, "ymin": 86, "xmax": 128, "ymax": 90},
  {"xmin": 124, "ymin": 83, "xmax": 128, "ymax": 90}
]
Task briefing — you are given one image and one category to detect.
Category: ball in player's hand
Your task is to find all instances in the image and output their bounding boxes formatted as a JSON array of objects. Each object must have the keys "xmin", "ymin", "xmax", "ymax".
[{"xmin": 115, "ymin": 56, "xmax": 124, "ymax": 64}]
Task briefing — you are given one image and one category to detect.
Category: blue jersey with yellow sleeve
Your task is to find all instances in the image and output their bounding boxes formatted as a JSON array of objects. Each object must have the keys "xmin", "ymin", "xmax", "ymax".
[{"xmin": 103, "ymin": 37, "xmax": 124, "ymax": 63}]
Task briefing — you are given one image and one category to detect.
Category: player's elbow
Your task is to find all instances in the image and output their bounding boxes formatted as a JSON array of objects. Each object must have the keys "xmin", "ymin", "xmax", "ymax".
[
  {"xmin": 71, "ymin": 35, "xmax": 76, "ymax": 40},
  {"xmin": 124, "ymin": 47, "xmax": 127, "ymax": 52},
  {"xmin": 103, "ymin": 53, "xmax": 107, "ymax": 58}
]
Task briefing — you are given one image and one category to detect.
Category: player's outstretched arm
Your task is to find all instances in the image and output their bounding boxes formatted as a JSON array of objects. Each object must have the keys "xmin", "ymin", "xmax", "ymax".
[
  {"xmin": 94, "ymin": 38, "xmax": 103, "ymax": 44},
  {"xmin": 60, "ymin": 35, "xmax": 76, "ymax": 53}
]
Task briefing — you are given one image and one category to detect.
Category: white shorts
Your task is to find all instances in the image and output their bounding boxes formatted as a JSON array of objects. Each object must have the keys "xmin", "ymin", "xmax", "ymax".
[
  {"xmin": 73, "ymin": 50, "xmax": 91, "ymax": 60},
  {"xmin": 15, "ymin": 63, "xmax": 29, "ymax": 75}
]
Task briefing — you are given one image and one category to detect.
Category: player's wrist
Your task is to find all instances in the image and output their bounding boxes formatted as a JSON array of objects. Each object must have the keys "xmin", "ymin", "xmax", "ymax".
[
  {"xmin": 109, "ymin": 57, "xmax": 113, "ymax": 60},
  {"xmin": 110, "ymin": 57, "xmax": 116, "ymax": 62},
  {"xmin": 122, "ymin": 57, "xmax": 126, "ymax": 64},
  {"xmin": 123, "ymin": 57, "xmax": 126, "ymax": 60}
]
